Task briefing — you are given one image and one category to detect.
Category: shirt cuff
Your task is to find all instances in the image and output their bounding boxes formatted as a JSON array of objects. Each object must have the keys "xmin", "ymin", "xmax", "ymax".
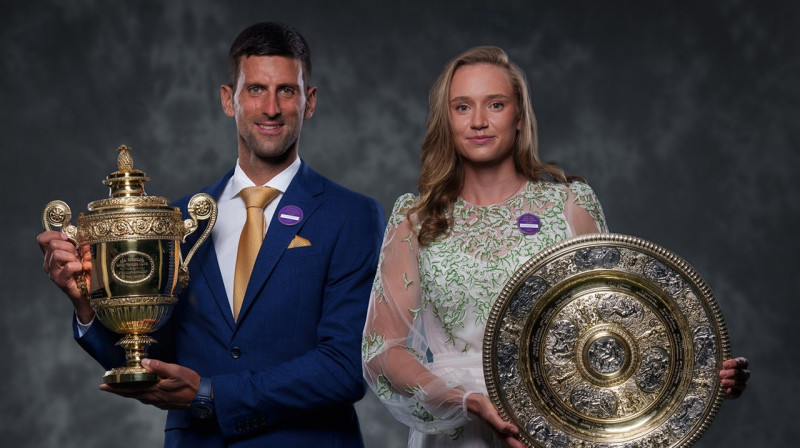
[{"xmin": 75, "ymin": 314, "xmax": 95, "ymax": 338}]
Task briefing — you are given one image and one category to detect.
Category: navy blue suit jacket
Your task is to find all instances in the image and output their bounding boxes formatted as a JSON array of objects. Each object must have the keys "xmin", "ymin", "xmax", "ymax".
[{"xmin": 76, "ymin": 161, "xmax": 385, "ymax": 447}]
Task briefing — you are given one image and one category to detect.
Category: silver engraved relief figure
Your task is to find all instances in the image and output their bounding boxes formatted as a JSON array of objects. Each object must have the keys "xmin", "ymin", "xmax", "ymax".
[
  {"xmin": 570, "ymin": 385, "xmax": 618, "ymax": 418},
  {"xmin": 574, "ymin": 247, "xmax": 621, "ymax": 270},
  {"xmin": 598, "ymin": 294, "xmax": 644, "ymax": 325},
  {"xmin": 588, "ymin": 336, "xmax": 627, "ymax": 374},
  {"xmin": 667, "ymin": 396, "xmax": 705, "ymax": 436},
  {"xmin": 643, "ymin": 259, "xmax": 685, "ymax": 296},
  {"xmin": 636, "ymin": 347, "xmax": 670, "ymax": 393},
  {"xmin": 545, "ymin": 319, "xmax": 579, "ymax": 365},
  {"xmin": 527, "ymin": 416, "xmax": 569, "ymax": 448},
  {"xmin": 510, "ymin": 276, "xmax": 548, "ymax": 318},
  {"xmin": 692, "ymin": 326, "xmax": 717, "ymax": 370}
]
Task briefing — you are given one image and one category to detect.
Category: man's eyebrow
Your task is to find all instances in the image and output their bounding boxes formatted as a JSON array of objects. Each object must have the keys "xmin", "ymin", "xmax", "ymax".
[{"xmin": 244, "ymin": 82, "xmax": 301, "ymax": 89}]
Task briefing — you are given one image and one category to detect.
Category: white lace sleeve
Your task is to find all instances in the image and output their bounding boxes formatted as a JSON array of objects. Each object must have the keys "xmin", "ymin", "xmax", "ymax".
[
  {"xmin": 362, "ymin": 194, "xmax": 478, "ymax": 434},
  {"xmin": 566, "ymin": 181, "xmax": 609, "ymax": 235}
]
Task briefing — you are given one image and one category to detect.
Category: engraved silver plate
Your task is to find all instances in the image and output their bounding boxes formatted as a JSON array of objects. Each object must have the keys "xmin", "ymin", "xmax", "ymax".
[{"xmin": 483, "ymin": 234, "xmax": 731, "ymax": 447}]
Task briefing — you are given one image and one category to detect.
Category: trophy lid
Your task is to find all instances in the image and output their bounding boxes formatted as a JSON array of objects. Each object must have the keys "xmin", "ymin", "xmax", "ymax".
[
  {"xmin": 104, "ymin": 145, "xmax": 150, "ymax": 197},
  {"xmin": 87, "ymin": 145, "xmax": 170, "ymax": 211}
]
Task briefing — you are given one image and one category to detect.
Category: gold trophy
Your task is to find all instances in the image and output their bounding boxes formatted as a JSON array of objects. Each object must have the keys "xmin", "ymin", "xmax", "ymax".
[{"xmin": 42, "ymin": 145, "xmax": 217, "ymax": 385}]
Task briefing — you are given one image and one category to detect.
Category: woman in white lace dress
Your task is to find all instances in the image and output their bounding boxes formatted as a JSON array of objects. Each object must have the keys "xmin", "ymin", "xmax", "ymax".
[{"xmin": 362, "ymin": 47, "xmax": 749, "ymax": 448}]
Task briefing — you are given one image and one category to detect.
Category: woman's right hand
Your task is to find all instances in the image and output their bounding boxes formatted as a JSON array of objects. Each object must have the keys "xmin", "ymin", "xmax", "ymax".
[{"xmin": 466, "ymin": 393, "xmax": 525, "ymax": 448}]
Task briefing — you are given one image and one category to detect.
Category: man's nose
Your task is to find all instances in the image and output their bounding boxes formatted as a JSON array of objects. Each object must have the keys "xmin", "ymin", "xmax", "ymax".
[{"xmin": 262, "ymin": 94, "xmax": 280, "ymax": 117}]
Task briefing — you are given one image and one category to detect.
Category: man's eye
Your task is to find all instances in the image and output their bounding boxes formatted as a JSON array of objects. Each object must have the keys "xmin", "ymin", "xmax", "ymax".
[
  {"xmin": 280, "ymin": 87, "xmax": 295, "ymax": 96},
  {"xmin": 249, "ymin": 86, "xmax": 264, "ymax": 95}
]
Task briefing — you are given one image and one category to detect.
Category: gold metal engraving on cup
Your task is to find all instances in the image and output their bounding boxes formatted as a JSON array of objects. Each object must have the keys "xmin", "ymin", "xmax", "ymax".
[{"xmin": 43, "ymin": 145, "xmax": 217, "ymax": 385}]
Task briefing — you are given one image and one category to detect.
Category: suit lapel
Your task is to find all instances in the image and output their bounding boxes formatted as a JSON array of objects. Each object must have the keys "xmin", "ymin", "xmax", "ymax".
[
  {"xmin": 194, "ymin": 236, "xmax": 235, "ymax": 330},
  {"xmin": 236, "ymin": 162, "xmax": 323, "ymax": 325}
]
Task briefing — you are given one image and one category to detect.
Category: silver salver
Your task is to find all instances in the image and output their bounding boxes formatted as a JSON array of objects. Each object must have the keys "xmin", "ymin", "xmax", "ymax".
[{"xmin": 483, "ymin": 233, "xmax": 730, "ymax": 448}]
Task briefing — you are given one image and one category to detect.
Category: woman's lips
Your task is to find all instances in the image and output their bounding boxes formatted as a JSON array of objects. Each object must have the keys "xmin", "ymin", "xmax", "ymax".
[{"xmin": 468, "ymin": 135, "xmax": 494, "ymax": 144}]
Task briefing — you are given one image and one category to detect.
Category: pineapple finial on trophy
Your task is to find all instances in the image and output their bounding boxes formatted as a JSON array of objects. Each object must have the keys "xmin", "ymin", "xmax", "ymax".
[
  {"xmin": 105, "ymin": 145, "xmax": 149, "ymax": 198},
  {"xmin": 117, "ymin": 144, "xmax": 134, "ymax": 172}
]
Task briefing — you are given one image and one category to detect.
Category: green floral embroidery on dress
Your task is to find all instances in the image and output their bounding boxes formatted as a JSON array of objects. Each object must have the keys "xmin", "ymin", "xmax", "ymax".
[
  {"xmin": 411, "ymin": 402, "xmax": 436, "ymax": 423},
  {"xmin": 417, "ymin": 181, "xmax": 606, "ymax": 356},
  {"xmin": 388, "ymin": 194, "xmax": 417, "ymax": 227},
  {"xmin": 449, "ymin": 426, "xmax": 465, "ymax": 440},
  {"xmin": 407, "ymin": 384, "xmax": 427, "ymax": 399},
  {"xmin": 362, "ymin": 330, "xmax": 385, "ymax": 361},
  {"xmin": 401, "ymin": 231, "xmax": 415, "ymax": 251},
  {"xmin": 403, "ymin": 272, "xmax": 414, "ymax": 290},
  {"xmin": 570, "ymin": 181, "xmax": 607, "ymax": 230},
  {"xmin": 405, "ymin": 346, "xmax": 426, "ymax": 362},
  {"xmin": 376, "ymin": 374, "xmax": 394, "ymax": 400}
]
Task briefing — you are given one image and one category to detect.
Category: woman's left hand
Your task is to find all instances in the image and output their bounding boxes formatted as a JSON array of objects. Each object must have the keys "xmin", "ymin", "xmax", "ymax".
[{"xmin": 719, "ymin": 357, "xmax": 750, "ymax": 399}]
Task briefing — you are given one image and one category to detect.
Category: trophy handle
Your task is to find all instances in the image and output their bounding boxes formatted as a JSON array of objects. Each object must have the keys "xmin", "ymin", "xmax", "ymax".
[
  {"xmin": 42, "ymin": 200, "xmax": 88, "ymax": 297},
  {"xmin": 180, "ymin": 193, "xmax": 218, "ymax": 272},
  {"xmin": 42, "ymin": 200, "xmax": 78, "ymax": 245}
]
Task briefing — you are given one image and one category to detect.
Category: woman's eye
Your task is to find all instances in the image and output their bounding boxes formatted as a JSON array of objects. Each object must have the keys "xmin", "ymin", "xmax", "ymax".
[{"xmin": 490, "ymin": 102, "xmax": 504, "ymax": 110}]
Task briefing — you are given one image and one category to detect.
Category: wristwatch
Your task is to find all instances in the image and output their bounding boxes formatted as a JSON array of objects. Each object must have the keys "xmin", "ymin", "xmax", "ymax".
[{"xmin": 189, "ymin": 377, "xmax": 215, "ymax": 419}]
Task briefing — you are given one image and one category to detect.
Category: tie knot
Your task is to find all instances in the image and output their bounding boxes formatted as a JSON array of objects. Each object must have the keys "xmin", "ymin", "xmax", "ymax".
[{"xmin": 240, "ymin": 186, "xmax": 279, "ymax": 209}]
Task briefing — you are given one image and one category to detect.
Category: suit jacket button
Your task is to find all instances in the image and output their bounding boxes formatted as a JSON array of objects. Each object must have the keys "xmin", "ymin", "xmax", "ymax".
[{"xmin": 230, "ymin": 347, "xmax": 241, "ymax": 359}]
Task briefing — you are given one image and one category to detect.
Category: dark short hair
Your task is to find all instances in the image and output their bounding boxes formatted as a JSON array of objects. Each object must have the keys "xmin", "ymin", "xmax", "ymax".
[{"xmin": 227, "ymin": 22, "xmax": 312, "ymax": 88}]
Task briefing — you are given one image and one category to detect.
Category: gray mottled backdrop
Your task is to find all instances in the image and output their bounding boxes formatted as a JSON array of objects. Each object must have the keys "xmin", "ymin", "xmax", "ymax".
[{"xmin": 2, "ymin": 0, "xmax": 797, "ymax": 446}]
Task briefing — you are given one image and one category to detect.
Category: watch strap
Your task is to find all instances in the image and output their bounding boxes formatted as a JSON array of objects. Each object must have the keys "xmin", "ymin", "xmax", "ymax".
[{"xmin": 197, "ymin": 376, "xmax": 213, "ymax": 400}]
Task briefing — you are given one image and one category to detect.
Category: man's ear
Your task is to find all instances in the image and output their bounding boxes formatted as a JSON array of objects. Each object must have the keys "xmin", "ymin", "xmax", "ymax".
[
  {"xmin": 304, "ymin": 86, "xmax": 317, "ymax": 119},
  {"xmin": 220, "ymin": 84, "xmax": 235, "ymax": 117}
]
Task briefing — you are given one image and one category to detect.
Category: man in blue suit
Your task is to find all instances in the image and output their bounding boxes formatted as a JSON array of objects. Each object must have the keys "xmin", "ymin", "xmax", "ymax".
[{"xmin": 37, "ymin": 22, "xmax": 385, "ymax": 447}]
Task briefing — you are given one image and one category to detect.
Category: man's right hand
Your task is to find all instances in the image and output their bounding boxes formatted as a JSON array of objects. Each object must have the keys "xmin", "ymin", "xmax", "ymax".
[{"xmin": 37, "ymin": 230, "xmax": 95, "ymax": 324}]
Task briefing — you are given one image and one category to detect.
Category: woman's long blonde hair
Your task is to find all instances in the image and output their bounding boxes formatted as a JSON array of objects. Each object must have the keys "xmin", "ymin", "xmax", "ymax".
[{"xmin": 411, "ymin": 46, "xmax": 575, "ymax": 246}]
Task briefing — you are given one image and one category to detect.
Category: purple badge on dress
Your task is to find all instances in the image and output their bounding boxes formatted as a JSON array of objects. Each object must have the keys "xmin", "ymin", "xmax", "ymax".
[
  {"xmin": 278, "ymin": 205, "xmax": 303, "ymax": 226},
  {"xmin": 517, "ymin": 213, "xmax": 541, "ymax": 235}
]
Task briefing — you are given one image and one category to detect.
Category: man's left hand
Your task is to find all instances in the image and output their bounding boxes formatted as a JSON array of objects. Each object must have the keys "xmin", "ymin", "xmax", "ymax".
[{"xmin": 100, "ymin": 359, "xmax": 201, "ymax": 410}]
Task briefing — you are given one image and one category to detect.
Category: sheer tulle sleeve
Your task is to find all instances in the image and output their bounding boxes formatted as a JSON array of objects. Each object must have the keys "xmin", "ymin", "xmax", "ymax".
[
  {"xmin": 566, "ymin": 181, "xmax": 609, "ymax": 235},
  {"xmin": 362, "ymin": 194, "xmax": 480, "ymax": 434}
]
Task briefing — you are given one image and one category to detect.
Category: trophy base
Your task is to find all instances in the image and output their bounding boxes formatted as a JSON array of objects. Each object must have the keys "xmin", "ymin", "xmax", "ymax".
[{"xmin": 103, "ymin": 367, "xmax": 158, "ymax": 386}]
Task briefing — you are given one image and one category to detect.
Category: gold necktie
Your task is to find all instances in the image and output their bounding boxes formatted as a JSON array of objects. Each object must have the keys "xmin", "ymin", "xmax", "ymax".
[{"xmin": 233, "ymin": 186, "xmax": 280, "ymax": 321}]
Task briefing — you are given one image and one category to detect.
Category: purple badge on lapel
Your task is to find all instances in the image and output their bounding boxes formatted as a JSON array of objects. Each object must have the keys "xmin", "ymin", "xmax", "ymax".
[
  {"xmin": 278, "ymin": 205, "xmax": 303, "ymax": 226},
  {"xmin": 517, "ymin": 213, "xmax": 541, "ymax": 235}
]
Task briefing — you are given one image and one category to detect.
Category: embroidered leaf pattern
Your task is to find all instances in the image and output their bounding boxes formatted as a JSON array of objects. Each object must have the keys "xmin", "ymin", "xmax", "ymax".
[
  {"xmin": 411, "ymin": 402, "xmax": 436, "ymax": 423},
  {"xmin": 418, "ymin": 181, "xmax": 605, "ymax": 350},
  {"xmin": 376, "ymin": 374, "xmax": 394, "ymax": 400},
  {"xmin": 362, "ymin": 330, "xmax": 385, "ymax": 361},
  {"xmin": 449, "ymin": 426, "xmax": 465, "ymax": 440}
]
